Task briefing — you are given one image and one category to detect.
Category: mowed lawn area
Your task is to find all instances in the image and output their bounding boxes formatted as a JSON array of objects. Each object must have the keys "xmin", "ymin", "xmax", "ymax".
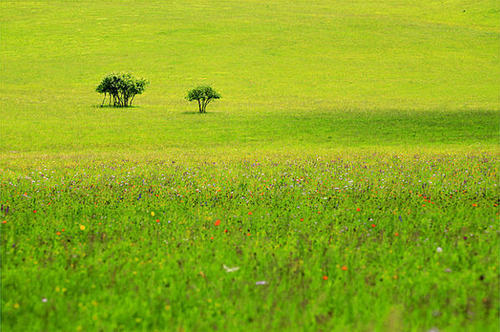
[{"xmin": 0, "ymin": 0, "xmax": 499, "ymax": 331}]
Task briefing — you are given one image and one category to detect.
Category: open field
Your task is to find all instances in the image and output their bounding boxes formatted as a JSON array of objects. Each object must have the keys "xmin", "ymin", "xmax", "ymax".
[
  {"xmin": 1, "ymin": 154, "xmax": 498, "ymax": 331},
  {"xmin": 1, "ymin": 0, "xmax": 499, "ymax": 331},
  {"xmin": 1, "ymin": 0, "xmax": 499, "ymax": 155}
]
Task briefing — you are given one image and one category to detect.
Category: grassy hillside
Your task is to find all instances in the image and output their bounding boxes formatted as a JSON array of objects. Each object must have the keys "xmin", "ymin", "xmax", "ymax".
[
  {"xmin": 1, "ymin": 0, "xmax": 499, "ymax": 156},
  {"xmin": 1, "ymin": 1, "xmax": 499, "ymax": 331}
]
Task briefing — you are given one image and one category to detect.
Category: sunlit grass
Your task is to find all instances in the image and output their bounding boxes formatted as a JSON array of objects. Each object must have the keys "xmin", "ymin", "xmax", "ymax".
[
  {"xmin": 1, "ymin": 153, "xmax": 499, "ymax": 331},
  {"xmin": 1, "ymin": 0, "xmax": 499, "ymax": 331}
]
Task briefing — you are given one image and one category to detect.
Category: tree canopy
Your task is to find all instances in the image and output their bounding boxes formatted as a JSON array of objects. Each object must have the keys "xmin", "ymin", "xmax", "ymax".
[
  {"xmin": 186, "ymin": 86, "xmax": 221, "ymax": 113},
  {"xmin": 96, "ymin": 73, "xmax": 148, "ymax": 107}
]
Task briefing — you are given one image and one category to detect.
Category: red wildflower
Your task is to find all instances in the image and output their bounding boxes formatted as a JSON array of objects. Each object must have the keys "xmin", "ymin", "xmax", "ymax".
[
  {"xmin": 214, "ymin": 219, "xmax": 221, "ymax": 226},
  {"xmin": 248, "ymin": 212, "xmax": 252, "ymax": 215},
  {"xmin": 341, "ymin": 266, "xmax": 348, "ymax": 271},
  {"xmin": 371, "ymin": 224, "xmax": 376, "ymax": 228},
  {"xmin": 322, "ymin": 275, "xmax": 328, "ymax": 280},
  {"xmin": 356, "ymin": 208, "xmax": 361, "ymax": 212}
]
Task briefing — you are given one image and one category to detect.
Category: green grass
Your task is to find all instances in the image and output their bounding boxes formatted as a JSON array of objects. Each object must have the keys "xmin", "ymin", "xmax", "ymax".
[
  {"xmin": 1, "ymin": 0, "xmax": 499, "ymax": 331},
  {"xmin": 1, "ymin": 108, "xmax": 498, "ymax": 154},
  {"xmin": 1, "ymin": 0, "xmax": 499, "ymax": 155},
  {"xmin": 1, "ymin": 154, "xmax": 499, "ymax": 331}
]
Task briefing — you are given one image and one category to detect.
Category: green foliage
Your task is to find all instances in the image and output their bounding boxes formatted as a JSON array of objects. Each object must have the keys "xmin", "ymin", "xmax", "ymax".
[
  {"xmin": 186, "ymin": 85, "xmax": 221, "ymax": 113},
  {"xmin": 96, "ymin": 73, "xmax": 148, "ymax": 107}
]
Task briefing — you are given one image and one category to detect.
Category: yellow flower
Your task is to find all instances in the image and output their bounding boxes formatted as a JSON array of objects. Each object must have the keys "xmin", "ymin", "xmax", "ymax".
[
  {"xmin": 13, "ymin": 303, "xmax": 19, "ymax": 309},
  {"xmin": 151, "ymin": 212, "xmax": 155, "ymax": 216},
  {"xmin": 80, "ymin": 225, "xmax": 85, "ymax": 231}
]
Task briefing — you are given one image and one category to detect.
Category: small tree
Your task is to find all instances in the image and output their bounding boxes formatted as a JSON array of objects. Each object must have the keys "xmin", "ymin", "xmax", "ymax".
[
  {"xmin": 96, "ymin": 73, "xmax": 148, "ymax": 107},
  {"xmin": 186, "ymin": 86, "xmax": 221, "ymax": 113}
]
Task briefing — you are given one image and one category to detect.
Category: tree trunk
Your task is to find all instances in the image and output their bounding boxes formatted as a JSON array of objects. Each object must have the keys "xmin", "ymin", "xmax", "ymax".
[
  {"xmin": 203, "ymin": 98, "xmax": 211, "ymax": 113},
  {"xmin": 116, "ymin": 93, "xmax": 123, "ymax": 107},
  {"xmin": 101, "ymin": 93, "xmax": 107, "ymax": 107}
]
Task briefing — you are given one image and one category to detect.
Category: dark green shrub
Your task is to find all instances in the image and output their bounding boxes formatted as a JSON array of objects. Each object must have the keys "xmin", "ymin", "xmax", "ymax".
[
  {"xmin": 186, "ymin": 86, "xmax": 221, "ymax": 113},
  {"xmin": 96, "ymin": 73, "xmax": 148, "ymax": 107}
]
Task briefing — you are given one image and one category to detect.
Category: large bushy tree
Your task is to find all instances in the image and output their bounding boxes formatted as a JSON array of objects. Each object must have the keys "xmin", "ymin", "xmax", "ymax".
[
  {"xmin": 186, "ymin": 86, "xmax": 221, "ymax": 113},
  {"xmin": 96, "ymin": 73, "xmax": 148, "ymax": 107}
]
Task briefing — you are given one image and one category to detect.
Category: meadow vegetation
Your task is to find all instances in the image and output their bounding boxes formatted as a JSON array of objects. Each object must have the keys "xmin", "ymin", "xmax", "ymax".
[{"xmin": 0, "ymin": 0, "xmax": 499, "ymax": 331}]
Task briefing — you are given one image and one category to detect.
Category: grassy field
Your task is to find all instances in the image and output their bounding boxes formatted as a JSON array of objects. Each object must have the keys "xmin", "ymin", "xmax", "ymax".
[
  {"xmin": 1, "ymin": 0, "xmax": 499, "ymax": 155},
  {"xmin": 1, "ymin": 0, "xmax": 499, "ymax": 331},
  {"xmin": 1, "ymin": 154, "xmax": 498, "ymax": 331}
]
